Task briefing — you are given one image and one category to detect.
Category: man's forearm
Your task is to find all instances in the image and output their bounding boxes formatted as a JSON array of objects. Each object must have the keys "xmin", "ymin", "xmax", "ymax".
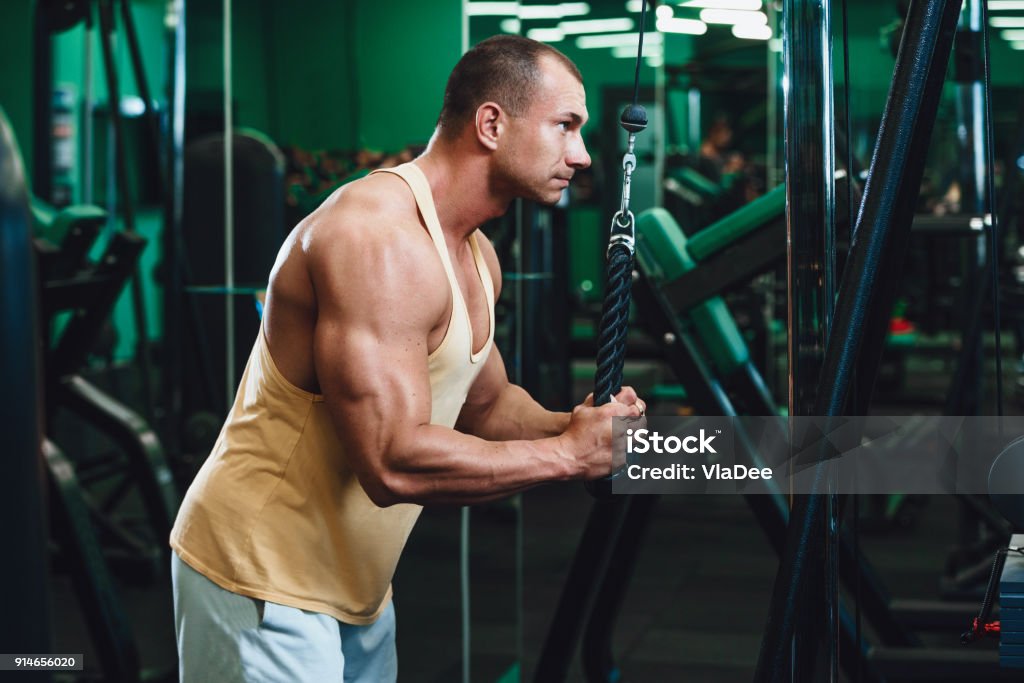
[
  {"xmin": 466, "ymin": 383, "xmax": 569, "ymax": 442},
  {"xmin": 373, "ymin": 424, "xmax": 582, "ymax": 507}
]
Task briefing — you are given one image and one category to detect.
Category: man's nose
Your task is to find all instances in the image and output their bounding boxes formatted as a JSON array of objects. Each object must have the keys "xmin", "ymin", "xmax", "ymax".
[{"xmin": 568, "ymin": 135, "xmax": 591, "ymax": 170}]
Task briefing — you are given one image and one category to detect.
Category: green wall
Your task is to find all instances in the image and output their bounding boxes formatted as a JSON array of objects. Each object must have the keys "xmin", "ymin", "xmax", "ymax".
[
  {"xmin": 259, "ymin": 2, "xmax": 355, "ymax": 149},
  {"xmin": 356, "ymin": 1, "xmax": 463, "ymax": 149},
  {"xmin": 0, "ymin": 0, "xmax": 35, "ymax": 180},
  {"xmin": 186, "ymin": 0, "xmax": 462, "ymax": 152}
]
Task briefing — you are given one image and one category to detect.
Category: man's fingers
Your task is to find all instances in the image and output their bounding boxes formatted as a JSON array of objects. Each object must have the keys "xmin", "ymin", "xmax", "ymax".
[
  {"xmin": 602, "ymin": 401, "xmax": 640, "ymax": 418},
  {"xmin": 614, "ymin": 386, "xmax": 638, "ymax": 405},
  {"xmin": 611, "ymin": 387, "xmax": 646, "ymax": 416}
]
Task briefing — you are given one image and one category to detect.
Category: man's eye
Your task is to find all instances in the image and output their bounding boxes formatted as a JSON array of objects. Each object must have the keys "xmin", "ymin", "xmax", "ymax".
[{"xmin": 558, "ymin": 122, "xmax": 570, "ymax": 131}]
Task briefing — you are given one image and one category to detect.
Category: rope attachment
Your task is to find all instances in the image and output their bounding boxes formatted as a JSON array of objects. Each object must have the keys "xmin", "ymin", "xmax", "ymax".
[{"xmin": 585, "ymin": 103, "xmax": 649, "ymax": 499}]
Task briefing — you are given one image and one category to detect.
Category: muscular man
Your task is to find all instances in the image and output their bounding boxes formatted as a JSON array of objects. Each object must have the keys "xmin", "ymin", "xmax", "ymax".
[{"xmin": 170, "ymin": 35, "xmax": 644, "ymax": 682}]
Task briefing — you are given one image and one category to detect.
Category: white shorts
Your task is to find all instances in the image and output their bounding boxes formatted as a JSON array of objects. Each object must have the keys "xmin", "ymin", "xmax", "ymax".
[{"xmin": 171, "ymin": 551, "xmax": 397, "ymax": 682}]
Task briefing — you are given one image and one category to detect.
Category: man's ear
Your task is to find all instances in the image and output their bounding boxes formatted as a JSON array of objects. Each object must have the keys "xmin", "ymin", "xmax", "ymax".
[{"xmin": 474, "ymin": 102, "xmax": 503, "ymax": 151}]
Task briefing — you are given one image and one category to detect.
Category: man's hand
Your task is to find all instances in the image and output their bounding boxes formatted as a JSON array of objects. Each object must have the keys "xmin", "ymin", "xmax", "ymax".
[
  {"xmin": 561, "ymin": 386, "xmax": 647, "ymax": 480},
  {"xmin": 609, "ymin": 386, "xmax": 646, "ymax": 417}
]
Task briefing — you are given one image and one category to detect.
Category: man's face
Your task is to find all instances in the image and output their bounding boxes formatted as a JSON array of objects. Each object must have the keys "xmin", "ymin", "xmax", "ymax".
[{"xmin": 494, "ymin": 56, "xmax": 591, "ymax": 205}]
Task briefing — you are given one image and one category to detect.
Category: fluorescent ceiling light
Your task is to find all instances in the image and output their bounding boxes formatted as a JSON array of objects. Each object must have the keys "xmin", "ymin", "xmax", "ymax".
[
  {"xmin": 732, "ymin": 23, "xmax": 772, "ymax": 39},
  {"xmin": 681, "ymin": 0, "xmax": 761, "ymax": 9},
  {"xmin": 559, "ymin": 18, "xmax": 635, "ymax": 34},
  {"xmin": 120, "ymin": 95, "xmax": 145, "ymax": 117},
  {"xmin": 519, "ymin": 3, "xmax": 591, "ymax": 20},
  {"xmin": 612, "ymin": 44, "xmax": 664, "ymax": 58},
  {"xmin": 610, "ymin": 46, "xmax": 665, "ymax": 68},
  {"xmin": 1011, "ymin": 40, "xmax": 1024, "ymax": 49},
  {"xmin": 990, "ymin": 16, "xmax": 1024, "ymax": 27},
  {"xmin": 656, "ymin": 17, "xmax": 708, "ymax": 34},
  {"xmin": 466, "ymin": 2, "xmax": 518, "ymax": 16},
  {"xmin": 990, "ymin": 0, "xmax": 1024, "ymax": 9},
  {"xmin": 656, "ymin": 4, "xmax": 674, "ymax": 20},
  {"xmin": 500, "ymin": 18, "xmax": 521, "ymax": 33},
  {"xmin": 576, "ymin": 31, "xmax": 663, "ymax": 48},
  {"xmin": 625, "ymin": 0, "xmax": 667, "ymax": 11},
  {"xmin": 527, "ymin": 27, "xmax": 567, "ymax": 41},
  {"xmin": 1002, "ymin": 28, "xmax": 1024, "ymax": 40},
  {"xmin": 700, "ymin": 8, "xmax": 768, "ymax": 24},
  {"xmin": 469, "ymin": 1, "xmax": 592, "ymax": 18}
]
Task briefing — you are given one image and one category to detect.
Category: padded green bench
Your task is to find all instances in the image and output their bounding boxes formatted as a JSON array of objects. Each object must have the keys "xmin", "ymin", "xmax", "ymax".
[
  {"xmin": 656, "ymin": 185, "xmax": 786, "ymax": 314},
  {"xmin": 635, "ymin": 186, "xmax": 785, "ymax": 380},
  {"xmin": 31, "ymin": 197, "xmax": 107, "ymax": 242},
  {"xmin": 31, "ymin": 197, "xmax": 108, "ymax": 280},
  {"xmin": 636, "ymin": 207, "xmax": 751, "ymax": 379},
  {"xmin": 666, "ymin": 166, "xmax": 724, "ymax": 202},
  {"xmin": 686, "ymin": 184, "xmax": 786, "ymax": 260}
]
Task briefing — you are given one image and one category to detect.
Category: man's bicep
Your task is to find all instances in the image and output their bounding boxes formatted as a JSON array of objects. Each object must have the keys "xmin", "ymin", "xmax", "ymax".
[
  {"xmin": 312, "ymin": 309, "xmax": 434, "ymax": 487},
  {"xmin": 307, "ymin": 231, "xmax": 441, "ymax": 478}
]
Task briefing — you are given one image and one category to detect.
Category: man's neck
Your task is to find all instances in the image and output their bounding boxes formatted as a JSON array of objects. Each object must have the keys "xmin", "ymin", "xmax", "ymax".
[{"xmin": 414, "ymin": 134, "xmax": 511, "ymax": 243}]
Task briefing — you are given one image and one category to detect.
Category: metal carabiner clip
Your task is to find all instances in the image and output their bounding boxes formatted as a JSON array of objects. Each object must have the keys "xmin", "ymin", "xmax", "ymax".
[
  {"xmin": 607, "ymin": 209, "xmax": 635, "ymax": 258},
  {"xmin": 618, "ymin": 133, "xmax": 638, "ymax": 218}
]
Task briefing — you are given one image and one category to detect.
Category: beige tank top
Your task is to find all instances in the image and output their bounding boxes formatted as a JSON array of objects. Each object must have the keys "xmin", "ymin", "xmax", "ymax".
[{"xmin": 170, "ymin": 161, "xmax": 495, "ymax": 624}]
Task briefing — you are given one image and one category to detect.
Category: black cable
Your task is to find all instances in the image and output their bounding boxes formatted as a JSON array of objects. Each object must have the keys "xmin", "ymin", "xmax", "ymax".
[
  {"xmin": 632, "ymin": 0, "xmax": 647, "ymax": 107},
  {"xmin": 584, "ymin": 0, "xmax": 648, "ymax": 495},
  {"xmin": 979, "ymin": 0, "xmax": 1004, "ymax": 416},
  {"xmin": 592, "ymin": 0, "xmax": 648, "ymax": 410}
]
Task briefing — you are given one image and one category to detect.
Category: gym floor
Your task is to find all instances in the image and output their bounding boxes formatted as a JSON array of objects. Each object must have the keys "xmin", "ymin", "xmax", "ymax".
[
  {"xmin": 400, "ymin": 485, "xmax": 983, "ymax": 682},
  {"xmin": 49, "ymin": 482, "xmax": 978, "ymax": 682}
]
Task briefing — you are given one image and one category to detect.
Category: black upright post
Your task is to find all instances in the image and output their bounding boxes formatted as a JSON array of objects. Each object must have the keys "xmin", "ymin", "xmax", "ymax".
[
  {"xmin": 944, "ymin": 0, "xmax": 989, "ymax": 417},
  {"xmin": 95, "ymin": 0, "xmax": 155, "ymax": 421},
  {"xmin": 0, "ymin": 109, "xmax": 52, "ymax": 682},
  {"xmin": 119, "ymin": 0, "xmax": 164, "ymax": 174},
  {"xmin": 781, "ymin": 0, "xmax": 837, "ymax": 679},
  {"xmin": 783, "ymin": 0, "xmax": 836, "ymax": 419},
  {"xmin": 163, "ymin": 0, "xmax": 187, "ymax": 453},
  {"xmin": 32, "ymin": 1, "xmax": 54, "ymax": 202},
  {"xmin": 754, "ymin": 2, "xmax": 965, "ymax": 681},
  {"xmin": 519, "ymin": 202, "xmax": 572, "ymax": 410}
]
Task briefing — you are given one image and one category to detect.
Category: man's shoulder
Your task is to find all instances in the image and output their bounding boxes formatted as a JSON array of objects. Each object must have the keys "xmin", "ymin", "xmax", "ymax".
[
  {"xmin": 317, "ymin": 172, "xmax": 418, "ymax": 225},
  {"xmin": 303, "ymin": 171, "xmax": 432, "ymax": 253},
  {"xmin": 299, "ymin": 171, "xmax": 445, "ymax": 298}
]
